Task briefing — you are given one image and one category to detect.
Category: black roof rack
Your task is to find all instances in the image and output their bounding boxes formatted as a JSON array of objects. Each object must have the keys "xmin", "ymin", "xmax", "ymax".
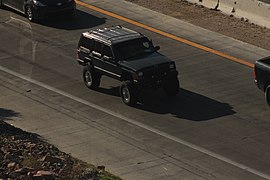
[{"xmin": 84, "ymin": 25, "xmax": 144, "ymax": 44}]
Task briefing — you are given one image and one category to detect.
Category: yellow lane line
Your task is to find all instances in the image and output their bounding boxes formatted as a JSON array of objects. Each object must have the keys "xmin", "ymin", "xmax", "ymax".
[{"xmin": 75, "ymin": 0, "xmax": 254, "ymax": 68}]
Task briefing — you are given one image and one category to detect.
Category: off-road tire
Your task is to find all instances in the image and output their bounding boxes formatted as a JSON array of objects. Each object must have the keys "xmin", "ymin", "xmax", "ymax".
[
  {"xmin": 164, "ymin": 75, "xmax": 179, "ymax": 96},
  {"xmin": 265, "ymin": 85, "xmax": 270, "ymax": 106},
  {"xmin": 120, "ymin": 81, "xmax": 137, "ymax": 106},
  {"xmin": 83, "ymin": 66, "xmax": 101, "ymax": 89}
]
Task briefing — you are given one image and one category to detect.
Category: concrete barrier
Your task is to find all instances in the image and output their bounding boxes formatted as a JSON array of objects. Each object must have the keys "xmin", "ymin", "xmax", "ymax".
[{"xmin": 183, "ymin": 0, "xmax": 270, "ymax": 28}]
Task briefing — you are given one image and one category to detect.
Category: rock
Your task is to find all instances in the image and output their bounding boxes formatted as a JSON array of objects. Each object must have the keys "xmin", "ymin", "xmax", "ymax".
[
  {"xmin": 4, "ymin": 153, "xmax": 14, "ymax": 161},
  {"xmin": 14, "ymin": 163, "xmax": 21, "ymax": 171},
  {"xmin": 7, "ymin": 162, "xmax": 16, "ymax": 169},
  {"xmin": 26, "ymin": 142, "xmax": 36, "ymax": 150},
  {"xmin": 33, "ymin": 170, "xmax": 54, "ymax": 180},
  {"xmin": 27, "ymin": 171, "xmax": 34, "ymax": 179},
  {"xmin": 40, "ymin": 155, "xmax": 63, "ymax": 165},
  {"xmin": 9, "ymin": 171, "xmax": 21, "ymax": 178},
  {"xmin": 15, "ymin": 167, "xmax": 34, "ymax": 175},
  {"xmin": 1, "ymin": 146, "xmax": 8, "ymax": 154},
  {"xmin": 97, "ymin": 165, "xmax": 105, "ymax": 171}
]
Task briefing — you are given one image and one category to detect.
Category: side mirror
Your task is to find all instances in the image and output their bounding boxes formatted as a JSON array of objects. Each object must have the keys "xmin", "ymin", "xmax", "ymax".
[{"xmin": 155, "ymin": 46, "xmax": 160, "ymax": 51}]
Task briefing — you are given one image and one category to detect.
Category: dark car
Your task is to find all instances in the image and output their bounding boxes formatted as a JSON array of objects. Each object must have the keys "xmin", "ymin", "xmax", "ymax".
[
  {"xmin": 0, "ymin": 0, "xmax": 76, "ymax": 21},
  {"xmin": 254, "ymin": 56, "xmax": 270, "ymax": 106},
  {"xmin": 77, "ymin": 25, "xmax": 180, "ymax": 105}
]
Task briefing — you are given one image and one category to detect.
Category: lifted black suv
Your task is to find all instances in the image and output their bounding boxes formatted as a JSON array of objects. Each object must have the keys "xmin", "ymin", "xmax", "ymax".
[{"xmin": 77, "ymin": 26, "xmax": 180, "ymax": 105}]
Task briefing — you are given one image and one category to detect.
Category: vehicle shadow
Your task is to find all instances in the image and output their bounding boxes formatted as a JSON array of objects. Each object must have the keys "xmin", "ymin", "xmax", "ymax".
[
  {"xmin": 0, "ymin": 108, "xmax": 20, "ymax": 121},
  {"xmin": 95, "ymin": 86, "xmax": 235, "ymax": 121},
  {"xmin": 134, "ymin": 88, "xmax": 235, "ymax": 121},
  {"xmin": 97, "ymin": 86, "xmax": 120, "ymax": 97},
  {"xmin": 0, "ymin": 108, "xmax": 40, "ymax": 137},
  {"xmin": 39, "ymin": 10, "xmax": 106, "ymax": 30}
]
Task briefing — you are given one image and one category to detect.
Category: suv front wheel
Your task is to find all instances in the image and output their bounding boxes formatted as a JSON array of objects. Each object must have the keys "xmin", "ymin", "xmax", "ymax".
[
  {"xmin": 83, "ymin": 66, "xmax": 101, "ymax": 89},
  {"xmin": 120, "ymin": 81, "xmax": 137, "ymax": 106}
]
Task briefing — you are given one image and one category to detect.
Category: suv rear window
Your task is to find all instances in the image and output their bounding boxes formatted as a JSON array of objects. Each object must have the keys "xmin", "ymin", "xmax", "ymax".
[
  {"xmin": 103, "ymin": 45, "xmax": 112, "ymax": 57},
  {"xmin": 79, "ymin": 36, "xmax": 94, "ymax": 51}
]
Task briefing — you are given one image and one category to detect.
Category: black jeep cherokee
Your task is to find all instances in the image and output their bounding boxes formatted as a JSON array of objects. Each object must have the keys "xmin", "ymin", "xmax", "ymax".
[{"xmin": 77, "ymin": 25, "xmax": 180, "ymax": 105}]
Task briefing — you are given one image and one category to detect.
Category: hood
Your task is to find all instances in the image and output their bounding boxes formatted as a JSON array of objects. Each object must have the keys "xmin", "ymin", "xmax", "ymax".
[{"xmin": 118, "ymin": 53, "xmax": 172, "ymax": 71}]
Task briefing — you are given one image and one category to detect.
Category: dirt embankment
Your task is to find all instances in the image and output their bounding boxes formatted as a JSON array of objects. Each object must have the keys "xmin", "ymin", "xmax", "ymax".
[
  {"xmin": 0, "ymin": 108, "xmax": 121, "ymax": 180},
  {"xmin": 126, "ymin": 0, "xmax": 270, "ymax": 52}
]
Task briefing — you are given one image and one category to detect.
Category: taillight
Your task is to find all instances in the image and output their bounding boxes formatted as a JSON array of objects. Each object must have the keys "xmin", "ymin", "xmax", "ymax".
[{"xmin": 254, "ymin": 67, "xmax": 257, "ymax": 78}]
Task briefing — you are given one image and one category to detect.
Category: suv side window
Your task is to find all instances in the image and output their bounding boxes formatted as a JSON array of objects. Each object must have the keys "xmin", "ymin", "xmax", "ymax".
[
  {"xmin": 80, "ymin": 36, "xmax": 93, "ymax": 51},
  {"xmin": 93, "ymin": 41, "xmax": 102, "ymax": 53},
  {"xmin": 103, "ymin": 44, "xmax": 112, "ymax": 58}
]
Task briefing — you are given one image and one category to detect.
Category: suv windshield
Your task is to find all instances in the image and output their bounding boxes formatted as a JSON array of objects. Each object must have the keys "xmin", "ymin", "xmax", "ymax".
[{"xmin": 113, "ymin": 37, "xmax": 155, "ymax": 60}]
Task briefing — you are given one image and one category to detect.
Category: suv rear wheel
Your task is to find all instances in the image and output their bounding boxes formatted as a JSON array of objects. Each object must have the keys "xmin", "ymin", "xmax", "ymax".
[
  {"xmin": 164, "ymin": 75, "xmax": 179, "ymax": 96},
  {"xmin": 265, "ymin": 85, "xmax": 270, "ymax": 106},
  {"xmin": 120, "ymin": 81, "xmax": 137, "ymax": 106},
  {"xmin": 83, "ymin": 66, "xmax": 101, "ymax": 89}
]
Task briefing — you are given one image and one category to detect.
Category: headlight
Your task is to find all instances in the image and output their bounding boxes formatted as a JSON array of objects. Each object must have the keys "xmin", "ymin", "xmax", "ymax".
[
  {"xmin": 133, "ymin": 72, "xmax": 144, "ymax": 81},
  {"xmin": 169, "ymin": 64, "xmax": 175, "ymax": 69},
  {"xmin": 33, "ymin": 0, "xmax": 46, "ymax": 6}
]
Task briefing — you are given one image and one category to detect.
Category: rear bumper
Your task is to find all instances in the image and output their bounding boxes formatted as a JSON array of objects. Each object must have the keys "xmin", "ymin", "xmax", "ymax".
[{"xmin": 255, "ymin": 78, "xmax": 266, "ymax": 92}]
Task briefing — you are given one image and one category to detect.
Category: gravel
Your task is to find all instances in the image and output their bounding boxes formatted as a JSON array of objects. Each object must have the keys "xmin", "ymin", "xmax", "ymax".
[{"xmin": 0, "ymin": 119, "xmax": 121, "ymax": 180}]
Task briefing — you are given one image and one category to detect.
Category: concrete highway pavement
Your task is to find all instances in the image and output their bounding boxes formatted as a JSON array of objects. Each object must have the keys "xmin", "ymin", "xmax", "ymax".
[{"xmin": 1, "ymin": 0, "xmax": 270, "ymax": 179}]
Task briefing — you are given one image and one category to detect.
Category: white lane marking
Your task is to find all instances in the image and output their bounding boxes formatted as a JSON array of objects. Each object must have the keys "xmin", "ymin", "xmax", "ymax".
[{"xmin": 0, "ymin": 65, "xmax": 269, "ymax": 179}]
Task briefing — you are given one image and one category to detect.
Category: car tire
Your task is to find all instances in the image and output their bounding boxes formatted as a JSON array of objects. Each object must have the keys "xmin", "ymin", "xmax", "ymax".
[
  {"xmin": 265, "ymin": 85, "xmax": 270, "ymax": 106},
  {"xmin": 25, "ymin": 5, "xmax": 34, "ymax": 22},
  {"xmin": 164, "ymin": 75, "xmax": 180, "ymax": 96},
  {"xmin": 120, "ymin": 81, "xmax": 137, "ymax": 106},
  {"xmin": 83, "ymin": 66, "xmax": 101, "ymax": 89}
]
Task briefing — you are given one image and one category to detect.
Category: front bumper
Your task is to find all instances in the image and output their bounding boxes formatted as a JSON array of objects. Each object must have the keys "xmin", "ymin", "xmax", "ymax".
[{"xmin": 134, "ymin": 70, "xmax": 178, "ymax": 89}]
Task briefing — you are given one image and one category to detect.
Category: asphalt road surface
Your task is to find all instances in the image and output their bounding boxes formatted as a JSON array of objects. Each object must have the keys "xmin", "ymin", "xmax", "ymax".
[{"xmin": 1, "ymin": 0, "xmax": 270, "ymax": 179}]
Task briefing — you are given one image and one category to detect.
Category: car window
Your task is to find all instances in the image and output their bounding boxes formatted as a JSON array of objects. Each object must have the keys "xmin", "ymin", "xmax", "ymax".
[
  {"xmin": 113, "ymin": 37, "xmax": 155, "ymax": 60},
  {"xmin": 103, "ymin": 45, "xmax": 112, "ymax": 58},
  {"xmin": 93, "ymin": 41, "xmax": 102, "ymax": 53},
  {"xmin": 80, "ymin": 36, "xmax": 93, "ymax": 51}
]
